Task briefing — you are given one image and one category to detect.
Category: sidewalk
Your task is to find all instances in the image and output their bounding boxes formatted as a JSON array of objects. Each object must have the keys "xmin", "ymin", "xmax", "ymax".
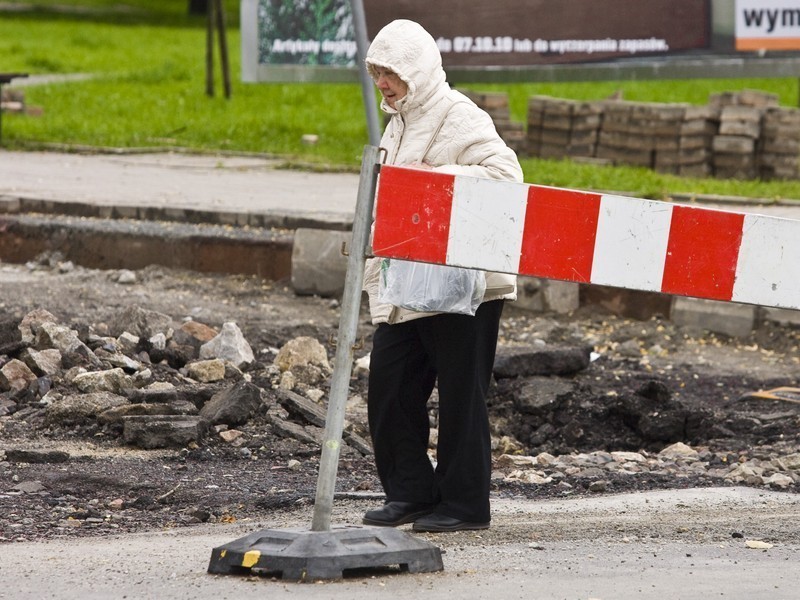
[
  {"xmin": 0, "ymin": 150, "xmax": 361, "ymax": 229},
  {"xmin": 0, "ymin": 488, "xmax": 798, "ymax": 599}
]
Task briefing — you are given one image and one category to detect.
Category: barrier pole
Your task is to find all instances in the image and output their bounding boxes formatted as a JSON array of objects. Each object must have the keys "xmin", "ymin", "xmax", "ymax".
[{"xmin": 311, "ymin": 145, "xmax": 381, "ymax": 531}]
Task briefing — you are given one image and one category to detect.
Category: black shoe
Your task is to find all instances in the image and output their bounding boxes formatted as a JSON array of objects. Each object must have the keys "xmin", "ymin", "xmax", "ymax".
[
  {"xmin": 412, "ymin": 513, "xmax": 490, "ymax": 532},
  {"xmin": 362, "ymin": 501, "xmax": 436, "ymax": 527}
]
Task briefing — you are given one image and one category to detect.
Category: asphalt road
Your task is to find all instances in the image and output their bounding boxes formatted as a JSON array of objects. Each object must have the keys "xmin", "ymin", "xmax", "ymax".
[{"xmin": 1, "ymin": 488, "xmax": 798, "ymax": 600}]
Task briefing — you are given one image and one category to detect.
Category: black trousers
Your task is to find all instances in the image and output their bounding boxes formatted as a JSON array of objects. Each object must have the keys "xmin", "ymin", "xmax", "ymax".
[{"xmin": 367, "ymin": 300, "xmax": 504, "ymax": 523}]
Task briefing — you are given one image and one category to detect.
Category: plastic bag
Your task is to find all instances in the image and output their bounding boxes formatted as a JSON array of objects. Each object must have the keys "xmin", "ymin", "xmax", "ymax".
[{"xmin": 378, "ymin": 258, "xmax": 486, "ymax": 316}]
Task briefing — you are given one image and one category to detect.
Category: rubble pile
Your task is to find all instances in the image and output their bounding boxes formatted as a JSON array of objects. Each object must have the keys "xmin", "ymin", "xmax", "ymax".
[
  {"xmin": 0, "ymin": 305, "xmax": 370, "ymax": 456},
  {"xmin": 485, "ymin": 345, "xmax": 800, "ymax": 492},
  {"xmin": 1, "ymin": 293, "xmax": 799, "ymax": 504}
]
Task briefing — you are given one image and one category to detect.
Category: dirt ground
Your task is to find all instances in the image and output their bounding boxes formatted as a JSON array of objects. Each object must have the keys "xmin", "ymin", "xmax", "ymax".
[{"xmin": 1, "ymin": 259, "xmax": 799, "ymax": 547}]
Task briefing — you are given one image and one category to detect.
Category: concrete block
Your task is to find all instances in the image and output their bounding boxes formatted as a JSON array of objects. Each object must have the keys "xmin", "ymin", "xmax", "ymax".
[
  {"xmin": 291, "ymin": 228, "xmax": 350, "ymax": 297},
  {"xmin": 114, "ymin": 206, "xmax": 139, "ymax": 219},
  {"xmin": 0, "ymin": 196, "xmax": 20, "ymax": 213},
  {"xmin": 582, "ymin": 286, "xmax": 671, "ymax": 320},
  {"xmin": 515, "ymin": 277, "xmax": 579, "ymax": 314},
  {"xmin": 670, "ymin": 296, "xmax": 756, "ymax": 337},
  {"xmin": 761, "ymin": 306, "xmax": 800, "ymax": 326},
  {"xmin": 122, "ymin": 415, "xmax": 205, "ymax": 449}
]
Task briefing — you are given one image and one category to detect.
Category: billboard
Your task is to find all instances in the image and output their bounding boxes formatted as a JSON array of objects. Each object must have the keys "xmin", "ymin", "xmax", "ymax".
[
  {"xmin": 365, "ymin": 0, "xmax": 709, "ymax": 67},
  {"xmin": 241, "ymin": 0, "xmax": 800, "ymax": 82},
  {"xmin": 256, "ymin": 0, "xmax": 358, "ymax": 67},
  {"xmin": 242, "ymin": 0, "xmax": 712, "ymax": 81},
  {"xmin": 735, "ymin": 0, "xmax": 800, "ymax": 51}
]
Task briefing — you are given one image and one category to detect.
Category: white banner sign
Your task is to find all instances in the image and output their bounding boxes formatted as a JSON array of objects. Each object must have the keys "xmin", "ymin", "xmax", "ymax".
[{"xmin": 736, "ymin": 0, "xmax": 800, "ymax": 50}]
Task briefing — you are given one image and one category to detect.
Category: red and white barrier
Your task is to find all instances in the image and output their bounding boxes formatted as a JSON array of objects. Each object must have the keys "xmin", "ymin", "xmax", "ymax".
[{"xmin": 372, "ymin": 165, "xmax": 800, "ymax": 310}]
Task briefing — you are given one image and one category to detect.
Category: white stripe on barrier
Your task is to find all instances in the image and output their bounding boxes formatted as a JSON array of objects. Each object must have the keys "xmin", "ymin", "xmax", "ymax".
[
  {"xmin": 734, "ymin": 214, "xmax": 800, "ymax": 308},
  {"xmin": 591, "ymin": 195, "xmax": 673, "ymax": 292},
  {"xmin": 447, "ymin": 176, "xmax": 528, "ymax": 273}
]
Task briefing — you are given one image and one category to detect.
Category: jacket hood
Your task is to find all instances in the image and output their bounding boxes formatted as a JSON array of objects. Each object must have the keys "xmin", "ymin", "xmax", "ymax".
[{"xmin": 365, "ymin": 19, "xmax": 447, "ymax": 113}]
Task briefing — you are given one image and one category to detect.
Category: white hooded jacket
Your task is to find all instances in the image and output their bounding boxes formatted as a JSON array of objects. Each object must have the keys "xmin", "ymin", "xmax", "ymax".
[{"xmin": 364, "ymin": 19, "xmax": 524, "ymax": 325}]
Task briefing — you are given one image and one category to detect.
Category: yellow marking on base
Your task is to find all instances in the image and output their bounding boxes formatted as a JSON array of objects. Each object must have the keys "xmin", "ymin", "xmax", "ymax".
[{"xmin": 242, "ymin": 550, "xmax": 261, "ymax": 568}]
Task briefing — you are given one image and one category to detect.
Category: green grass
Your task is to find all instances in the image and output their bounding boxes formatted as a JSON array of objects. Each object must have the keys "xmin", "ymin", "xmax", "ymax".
[
  {"xmin": 518, "ymin": 156, "xmax": 800, "ymax": 202},
  {"xmin": 0, "ymin": 0, "xmax": 241, "ymax": 25},
  {"xmin": 4, "ymin": 1, "xmax": 800, "ymax": 200}
]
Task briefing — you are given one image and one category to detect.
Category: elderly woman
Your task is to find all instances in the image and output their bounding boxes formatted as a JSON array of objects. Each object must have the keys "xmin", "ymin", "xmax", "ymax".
[{"xmin": 361, "ymin": 19, "xmax": 523, "ymax": 532}]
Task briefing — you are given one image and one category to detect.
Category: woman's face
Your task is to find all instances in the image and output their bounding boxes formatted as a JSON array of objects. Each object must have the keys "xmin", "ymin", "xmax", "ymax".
[{"xmin": 373, "ymin": 67, "xmax": 408, "ymax": 109}]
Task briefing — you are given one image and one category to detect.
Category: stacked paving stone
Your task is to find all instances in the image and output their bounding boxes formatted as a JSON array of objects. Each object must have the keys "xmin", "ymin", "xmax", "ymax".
[
  {"xmin": 526, "ymin": 97, "xmax": 718, "ymax": 176},
  {"xmin": 462, "ymin": 90, "xmax": 526, "ymax": 155},
  {"xmin": 760, "ymin": 106, "xmax": 800, "ymax": 180},
  {"xmin": 526, "ymin": 96, "xmax": 604, "ymax": 160},
  {"xmin": 526, "ymin": 95, "xmax": 575, "ymax": 160},
  {"xmin": 568, "ymin": 101, "xmax": 603, "ymax": 158},
  {"xmin": 658, "ymin": 105, "xmax": 717, "ymax": 177},
  {"xmin": 523, "ymin": 90, "xmax": 800, "ymax": 181},
  {"xmin": 709, "ymin": 91, "xmax": 777, "ymax": 180},
  {"xmin": 712, "ymin": 105, "xmax": 760, "ymax": 179},
  {"xmin": 596, "ymin": 101, "xmax": 660, "ymax": 168},
  {"xmin": 525, "ymin": 96, "xmax": 545, "ymax": 157},
  {"xmin": 596, "ymin": 102, "xmax": 717, "ymax": 175},
  {"xmin": 450, "ymin": 89, "xmax": 798, "ymax": 180}
]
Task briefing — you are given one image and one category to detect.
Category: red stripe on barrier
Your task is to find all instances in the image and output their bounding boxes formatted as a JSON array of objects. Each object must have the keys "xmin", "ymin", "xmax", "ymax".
[
  {"xmin": 372, "ymin": 166, "xmax": 453, "ymax": 264},
  {"xmin": 519, "ymin": 186, "xmax": 601, "ymax": 282},
  {"xmin": 661, "ymin": 206, "xmax": 744, "ymax": 300}
]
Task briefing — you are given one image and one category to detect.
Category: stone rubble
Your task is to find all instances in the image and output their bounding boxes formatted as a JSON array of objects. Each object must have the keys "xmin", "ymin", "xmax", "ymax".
[
  {"xmin": 0, "ymin": 305, "xmax": 363, "ymax": 455},
  {"xmin": 494, "ymin": 441, "xmax": 800, "ymax": 493},
  {"xmin": 1, "ymin": 301, "xmax": 798, "ymax": 497}
]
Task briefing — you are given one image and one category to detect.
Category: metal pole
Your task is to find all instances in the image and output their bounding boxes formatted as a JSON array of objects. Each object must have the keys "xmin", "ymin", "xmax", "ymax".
[
  {"xmin": 350, "ymin": 0, "xmax": 382, "ymax": 146},
  {"xmin": 214, "ymin": 0, "xmax": 231, "ymax": 99},
  {"xmin": 205, "ymin": 0, "xmax": 215, "ymax": 97},
  {"xmin": 311, "ymin": 145, "xmax": 381, "ymax": 532}
]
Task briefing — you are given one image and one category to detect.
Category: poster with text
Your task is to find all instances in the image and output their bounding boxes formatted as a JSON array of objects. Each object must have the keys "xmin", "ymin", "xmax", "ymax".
[
  {"xmin": 363, "ymin": 0, "xmax": 710, "ymax": 67},
  {"xmin": 736, "ymin": 0, "xmax": 800, "ymax": 51}
]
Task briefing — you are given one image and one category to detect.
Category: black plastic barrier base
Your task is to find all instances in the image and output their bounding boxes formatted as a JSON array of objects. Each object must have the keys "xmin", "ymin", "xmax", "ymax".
[{"xmin": 208, "ymin": 525, "xmax": 444, "ymax": 581}]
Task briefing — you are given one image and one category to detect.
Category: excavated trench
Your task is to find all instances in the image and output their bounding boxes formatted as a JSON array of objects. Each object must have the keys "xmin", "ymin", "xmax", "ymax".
[{"xmin": 0, "ymin": 213, "xmax": 294, "ymax": 278}]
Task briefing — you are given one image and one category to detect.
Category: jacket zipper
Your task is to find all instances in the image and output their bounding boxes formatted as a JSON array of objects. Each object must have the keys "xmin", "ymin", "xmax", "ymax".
[{"xmin": 388, "ymin": 115, "xmax": 405, "ymax": 164}]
